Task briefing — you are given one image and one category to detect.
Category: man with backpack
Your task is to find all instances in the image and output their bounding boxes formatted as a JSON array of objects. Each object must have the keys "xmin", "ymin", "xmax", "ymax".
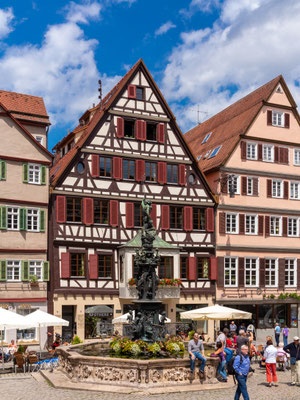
[{"xmin": 233, "ymin": 345, "xmax": 251, "ymax": 400}]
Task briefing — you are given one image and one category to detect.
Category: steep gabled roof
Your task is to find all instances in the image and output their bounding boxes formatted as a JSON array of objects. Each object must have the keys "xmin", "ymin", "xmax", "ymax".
[{"xmin": 184, "ymin": 75, "xmax": 296, "ymax": 173}]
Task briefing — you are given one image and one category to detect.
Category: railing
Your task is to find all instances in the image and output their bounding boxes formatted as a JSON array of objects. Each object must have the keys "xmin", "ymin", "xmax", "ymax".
[{"xmin": 119, "ymin": 285, "xmax": 180, "ymax": 299}]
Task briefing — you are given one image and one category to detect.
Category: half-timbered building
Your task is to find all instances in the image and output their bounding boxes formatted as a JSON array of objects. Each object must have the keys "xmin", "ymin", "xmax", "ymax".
[{"xmin": 49, "ymin": 60, "xmax": 217, "ymax": 340}]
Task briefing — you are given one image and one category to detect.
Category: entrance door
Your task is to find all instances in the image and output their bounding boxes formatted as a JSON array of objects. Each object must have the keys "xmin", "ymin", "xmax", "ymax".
[{"xmin": 62, "ymin": 305, "xmax": 75, "ymax": 342}]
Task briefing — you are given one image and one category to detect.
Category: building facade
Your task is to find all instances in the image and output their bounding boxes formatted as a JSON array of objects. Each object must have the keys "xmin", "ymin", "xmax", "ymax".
[
  {"xmin": 0, "ymin": 91, "xmax": 52, "ymax": 346},
  {"xmin": 185, "ymin": 76, "xmax": 300, "ymax": 338},
  {"xmin": 49, "ymin": 60, "xmax": 217, "ymax": 341}
]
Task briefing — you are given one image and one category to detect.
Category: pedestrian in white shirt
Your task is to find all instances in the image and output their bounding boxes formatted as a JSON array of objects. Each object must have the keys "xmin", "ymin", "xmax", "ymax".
[{"xmin": 264, "ymin": 339, "xmax": 278, "ymax": 387}]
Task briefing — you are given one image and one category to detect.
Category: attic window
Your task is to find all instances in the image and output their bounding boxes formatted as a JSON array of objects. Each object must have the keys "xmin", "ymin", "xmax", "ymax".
[
  {"xmin": 202, "ymin": 132, "xmax": 212, "ymax": 144},
  {"xmin": 276, "ymin": 85, "xmax": 283, "ymax": 93},
  {"xmin": 197, "ymin": 155, "xmax": 202, "ymax": 161},
  {"xmin": 136, "ymin": 87, "xmax": 144, "ymax": 101},
  {"xmin": 208, "ymin": 145, "xmax": 222, "ymax": 159},
  {"xmin": 203, "ymin": 150, "xmax": 211, "ymax": 159}
]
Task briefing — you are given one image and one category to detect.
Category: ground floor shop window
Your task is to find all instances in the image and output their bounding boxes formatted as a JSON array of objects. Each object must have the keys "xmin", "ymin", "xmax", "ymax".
[
  {"xmin": 84, "ymin": 305, "xmax": 114, "ymax": 339},
  {"xmin": 176, "ymin": 304, "xmax": 208, "ymax": 335},
  {"xmin": 16, "ymin": 306, "xmax": 37, "ymax": 340}
]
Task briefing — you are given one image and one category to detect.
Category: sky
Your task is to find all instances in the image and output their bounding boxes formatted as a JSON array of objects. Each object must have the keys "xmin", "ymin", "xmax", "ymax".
[{"xmin": 1, "ymin": 0, "xmax": 300, "ymax": 151}]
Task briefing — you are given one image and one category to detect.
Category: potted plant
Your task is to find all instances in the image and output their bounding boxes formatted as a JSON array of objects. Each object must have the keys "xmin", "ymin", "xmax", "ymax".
[{"xmin": 30, "ymin": 275, "xmax": 39, "ymax": 287}]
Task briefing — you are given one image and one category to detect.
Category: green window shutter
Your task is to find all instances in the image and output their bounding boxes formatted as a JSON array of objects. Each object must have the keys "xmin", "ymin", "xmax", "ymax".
[
  {"xmin": 41, "ymin": 165, "xmax": 46, "ymax": 185},
  {"xmin": 0, "ymin": 260, "xmax": 7, "ymax": 281},
  {"xmin": 0, "ymin": 207, "xmax": 7, "ymax": 230},
  {"xmin": 21, "ymin": 260, "xmax": 29, "ymax": 281},
  {"xmin": 40, "ymin": 209, "xmax": 46, "ymax": 232},
  {"xmin": 23, "ymin": 163, "xmax": 29, "ymax": 183},
  {"xmin": 0, "ymin": 160, "xmax": 6, "ymax": 180},
  {"xmin": 20, "ymin": 208, "xmax": 27, "ymax": 231},
  {"xmin": 43, "ymin": 261, "xmax": 49, "ymax": 281}
]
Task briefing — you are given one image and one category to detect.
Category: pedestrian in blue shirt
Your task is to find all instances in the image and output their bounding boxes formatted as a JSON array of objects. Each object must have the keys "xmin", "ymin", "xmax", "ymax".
[
  {"xmin": 274, "ymin": 323, "xmax": 281, "ymax": 347},
  {"xmin": 233, "ymin": 345, "xmax": 251, "ymax": 400}
]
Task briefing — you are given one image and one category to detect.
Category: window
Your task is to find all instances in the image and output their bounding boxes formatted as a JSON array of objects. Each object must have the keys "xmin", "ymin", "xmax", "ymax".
[
  {"xmin": 245, "ymin": 257, "xmax": 259, "ymax": 287},
  {"xmin": 263, "ymin": 144, "xmax": 274, "ymax": 162},
  {"xmin": 99, "ymin": 157, "xmax": 112, "ymax": 177},
  {"xmin": 204, "ymin": 150, "xmax": 211, "ymax": 159},
  {"xmin": 245, "ymin": 214, "xmax": 257, "ymax": 235},
  {"xmin": 28, "ymin": 164, "xmax": 41, "ymax": 184},
  {"xmin": 288, "ymin": 217, "xmax": 298, "ymax": 237},
  {"xmin": 145, "ymin": 162, "xmax": 157, "ymax": 182},
  {"xmin": 208, "ymin": 146, "xmax": 222, "ymax": 159},
  {"xmin": 290, "ymin": 182, "xmax": 300, "ymax": 200},
  {"xmin": 270, "ymin": 216, "xmax": 282, "ymax": 236},
  {"xmin": 170, "ymin": 206, "xmax": 183, "ymax": 229},
  {"xmin": 294, "ymin": 149, "xmax": 300, "ymax": 166},
  {"xmin": 146, "ymin": 123, "xmax": 157, "ymax": 141},
  {"xmin": 226, "ymin": 213, "xmax": 238, "ymax": 234},
  {"xmin": 124, "ymin": 120, "xmax": 135, "ymax": 138},
  {"xmin": 228, "ymin": 175, "xmax": 240, "ymax": 194},
  {"xmin": 17, "ymin": 307, "xmax": 37, "ymax": 340},
  {"xmin": 123, "ymin": 159, "xmax": 135, "ymax": 180},
  {"xmin": 35, "ymin": 136, "xmax": 43, "ymax": 145},
  {"xmin": 66, "ymin": 198, "xmax": 82, "ymax": 222},
  {"xmin": 27, "ymin": 209, "xmax": 39, "ymax": 232},
  {"xmin": 202, "ymin": 132, "xmax": 212, "ymax": 144},
  {"xmin": 224, "ymin": 257, "xmax": 237, "ymax": 287},
  {"xmin": 70, "ymin": 253, "xmax": 85, "ymax": 277},
  {"xmin": 7, "ymin": 207, "xmax": 19, "ymax": 230},
  {"xmin": 134, "ymin": 203, "xmax": 142, "ymax": 227},
  {"xmin": 94, "ymin": 200, "xmax": 109, "ymax": 224},
  {"xmin": 77, "ymin": 162, "xmax": 84, "ymax": 174},
  {"xmin": 7, "ymin": 260, "xmax": 21, "ymax": 281},
  {"xmin": 193, "ymin": 208, "xmax": 206, "ymax": 230},
  {"xmin": 247, "ymin": 143, "xmax": 257, "ymax": 160},
  {"xmin": 98, "ymin": 254, "xmax": 112, "ymax": 278},
  {"xmin": 272, "ymin": 180, "xmax": 282, "ymax": 198},
  {"xmin": 180, "ymin": 256, "xmax": 188, "ymax": 279},
  {"xmin": 136, "ymin": 87, "xmax": 144, "ymax": 101},
  {"xmin": 167, "ymin": 164, "xmax": 178, "ymax": 184},
  {"xmin": 247, "ymin": 177, "xmax": 253, "ymax": 195},
  {"xmin": 285, "ymin": 259, "xmax": 296, "ymax": 287},
  {"xmin": 197, "ymin": 258, "xmax": 209, "ymax": 279},
  {"xmin": 265, "ymin": 258, "xmax": 278, "ymax": 287},
  {"xmin": 159, "ymin": 256, "xmax": 173, "ymax": 279},
  {"xmin": 272, "ymin": 111, "xmax": 284, "ymax": 127},
  {"xmin": 29, "ymin": 260, "xmax": 43, "ymax": 281}
]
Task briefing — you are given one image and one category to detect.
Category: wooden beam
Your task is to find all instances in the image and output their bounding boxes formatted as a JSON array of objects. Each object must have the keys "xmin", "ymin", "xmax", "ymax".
[{"xmin": 108, "ymin": 109, "xmax": 170, "ymax": 122}]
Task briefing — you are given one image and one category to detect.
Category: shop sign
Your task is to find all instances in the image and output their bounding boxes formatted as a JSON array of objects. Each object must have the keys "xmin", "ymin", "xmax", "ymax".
[
  {"xmin": 89, "ymin": 312, "xmax": 113, "ymax": 317},
  {"xmin": 18, "ymin": 304, "xmax": 32, "ymax": 309}
]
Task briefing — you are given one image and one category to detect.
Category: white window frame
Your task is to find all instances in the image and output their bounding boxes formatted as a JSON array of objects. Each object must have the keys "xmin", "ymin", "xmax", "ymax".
[
  {"xmin": 272, "ymin": 179, "xmax": 283, "ymax": 198},
  {"xmin": 272, "ymin": 111, "xmax": 284, "ymax": 127},
  {"xmin": 290, "ymin": 181, "xmax": 300, "ymax": 200},
  {"xmin": 294, "ymin": 149, "xmax": 300, "ymax": 166},
  {"xmin": 288, "ymin": 217, "xmax": 299, "ymax": 237},
  {"xmin": 245, "ymin": 214, "xmax": 258, "ymax": 235},
  {"xmin": 270, "ymin": 216, "xmax": 282, "ymax": 236},
  {"xmin": 7, "ymin": 207, "xmax": 19, "ymax": 230},
  {"xmin": 285, "ymin": 259, "xmax": 297, "ymax": 287},
  {"xmin": 265, "ymin": 258, "xmax": 278, "ymax": 287},
  {"xmin": 27, "ymin": 208, "xmax": 39, "ymax": 232},
  {"xmin": 246, "ymin": 142, "xmax": 257, "ymax": 160},
  {"xmin": 247, "ymin": 177, "xmax": 253, "ymax": 195},
  {"xmin": 224, "ymin": 257, "xmax": 238, "ymax": 287},
  {"xmin": 6, "ymin": 260, "xmax": 21, "ymax": 282},
  {"xmin": 28, "ymin": 164, "xmax": 41, "ymax": 185},
  {"xmin": 228, "ymin": 175, "xmax": 240, "ymax": 195},
  {"xmin": 226, "ymin": 213, "xmax": 239, "ymax": 234},
  {"xmin": 245, "ymin": 257, "xmax": 259, "ymax": 287},
  {"xmin": 263, "ymin": 144, "xmax": 274, "ymax": 162},
  {"xmin": 29, "ymin": 260, "xmax": 43, "ymax": 281}
]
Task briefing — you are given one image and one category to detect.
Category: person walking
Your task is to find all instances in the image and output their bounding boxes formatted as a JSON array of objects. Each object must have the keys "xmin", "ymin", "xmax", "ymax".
[
  {"xmin": 212, "ymin": 342, "xmax": 227, "ymax": 382},
  {"xmin": 282, "ymin": 326, "xmax": 289, "ymax": 347},
  {"xmin": 274, "ymin": 323, "xmax": 281, "ymax": 347},
  {"xmin": 264, "ymin": 339, "xmax": 278, "ymax": 387},
  {"xmin": 233, "ymin": 344, "xmax": 251, "ymax": 400},
  {"xmin": 283, "ymin": 336, "xmax": 300, "ymax": 386},
  {"xmin": 188, "ymin": 332, "xmax": 207, "ymax": 378}
]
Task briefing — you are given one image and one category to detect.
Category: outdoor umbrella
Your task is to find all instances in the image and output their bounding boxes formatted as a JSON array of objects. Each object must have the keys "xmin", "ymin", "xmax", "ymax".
[
  {"xmin": 180, "ymin": 304, "xmax": 252, "ymax": 320},
  {"xmin": 0, "ymin": 307, "xmax": 37, "ymax": 369}
]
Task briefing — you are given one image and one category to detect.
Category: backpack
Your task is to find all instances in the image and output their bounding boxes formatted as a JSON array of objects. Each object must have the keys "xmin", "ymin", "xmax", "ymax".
[{"xmin": 227, "ymin": 354, "xmax": 242, "ymax": 375}]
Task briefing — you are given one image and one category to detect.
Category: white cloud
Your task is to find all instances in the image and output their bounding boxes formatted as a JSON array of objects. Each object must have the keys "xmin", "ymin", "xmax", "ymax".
[
  {"xmin": 65, "ymin": 1, "xmax": 101, "ymax": 24},
  {"xmin": 162, "ymin": 0, "xmax": 300, "ymax": 131},
  {"xmin": 155, "ymin": 21, "xmax": 176, "ymax": 36},
  {"xmin": 112, "ymin": 0, "xmax": 136, "ymax": 4},
  {"xmin": 0, "ymin": 7, "xmax": 14, "ymax": 39}
]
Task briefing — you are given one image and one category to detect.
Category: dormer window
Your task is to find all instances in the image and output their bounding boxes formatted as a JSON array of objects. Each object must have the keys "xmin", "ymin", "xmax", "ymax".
[
  {"xmin": 136, "ymin": 87, "xmax": 144, "ymax": 101},
  {"xmin": 202, "ymin": 132, "xmax": 212, "ymax": 144}
]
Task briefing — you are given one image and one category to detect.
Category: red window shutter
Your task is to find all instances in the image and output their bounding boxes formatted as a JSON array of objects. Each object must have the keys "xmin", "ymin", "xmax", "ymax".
[
  {"xmin": 217, "ymin": 257, "xmax": 224, "ymax": 288},
  {"xmin": 278, "ymin": 259, "xmax": 285, "ymax": 290},
  {"xmin": 110, "ymin": 200, "xmax": 119, "ymax": 227},
  {"xmin": 267, "ymin": 110, "xmax": 272, "ymax": 125},
  {"xmin": 157, "ymin": 162, "xmax": 166, "ymax": 184},
  {"xmin": 206, "ymin": 208, "xmax": 214, "ymax": 232},
  {"xmin": 258, "ymin": 144, "xmax": 262, "ymax": 161},
  {"xmin": 267, "ymin": 179, "xmax": 272, "ymax": 197},
  {"xmin": 136, "ymin": 120, "xmax": 146, "ymax": 141},
  {"xmin": 274, "ymin": 146, "xmax": 279, "ymax": 162},
  {"xmin": 239, "ymin": 214, "xmax": 245, "ymax": 235},
  {"xmin": 117, "ymin": 117, "xmax": 124, "ymax": 138},
  {"xmin": 285, "ymin": 113, "xmax": 290, "ymax": 128},
  {"xmin": 126, "ymin": 203, "xmax": 134, "ymax": 228},
  {"xmin": 283, "ymin": 181, "xmax": 289, "ymax": 199},
  {"xmin": 61, "ymin": 252, "xmax": 70, "ymax": 278},
  {"xmin": 210, "ymin": 257, "xmax": 217, "ymax": 280},
  {"xmin": 241, "ymin": 176, "xmax": 247, "ymax": 195},
  {"xmin": 83, "ymin": 198, "xmax": 94, "ymax": 225},
  {"xmin": 188, "ymin": 257, "xmax": 196, "ymax": 281},
  {"xmin": 184, "ymin": 206, "xmax": 193, "ymax": 231},
  {"xmin": 241, "ymin": 141, "xmax": 246, "ymax": 160},
  {"xmin": 219, "ymin": 212, "xmax": 225, "ymax": 235},
  {"xmin": 89, "ymin": 254, "xmax": 98, "ymax": 280},
  {"xmin": 136, "ymin": 160, "xmax": 145, "ymax": 182},
  {"xmin": 220, "ymin": 175, "xmax": 228, "ymax": 194},
  {"xmin": 161, "ymin": 205, "xmax": 169, "ymax": 230},
  {"xmin": 260, "ymin": 259, "xmax": 265, "ymax": 287},
  {"xmin": 128, "ymin": 85, "xmax": 136, "ymax": 99},
  {"xmin": 239, "ymin": 258, "xmax": 244, "ymax": 287},
  {"xmin": 297, "ymin": 260, "xmax": 300, "ymax": 290},
  {"xmin": 91, "ymin": 154, "xmax": 99, "ymax": 177},
  {"xmin": 113, "ymin": 157, "xmax": 122, "ymax": 180},
  {"xmin": 265, "ymin": 216, "xmax": 270, "ymax": 237},
  {"xmin": 56, "ymin": 196, "xmax": 66, "ymax": 223},
  {"xmin": 157, "ymin": 123, "xmax": 165, "ymax": 143},
  {"xmin": 258, "ymin": 215, "xmax": 264, "ymax": 236},
  {"xmin": 179, "ymin": 164, "xmax": 186, "ymax": 185},
  {"xmin": 280, "ymin": 148, "xmax": 289, "ymax": 165},
  {"xmin": 282, "ymin": 217, "xmax": 287, "ymax": 237},
  {"xmin": 150, "ymin": 204, "xmax": 157, "ymax": 229},
  {"xmin": 253, "ymin": 178, "xmax": 259, "ymax": 196}
]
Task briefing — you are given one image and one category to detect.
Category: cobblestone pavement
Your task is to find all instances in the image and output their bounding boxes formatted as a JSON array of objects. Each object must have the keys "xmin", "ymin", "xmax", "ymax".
[{"xmin": 0, "ymin": 369, "xmax": 299, "ymax": 400}]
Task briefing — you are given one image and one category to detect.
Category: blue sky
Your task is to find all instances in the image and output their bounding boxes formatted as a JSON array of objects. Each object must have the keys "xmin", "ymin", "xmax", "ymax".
[{"xmin": 1, "ymin": 0, "xmax": 300, "ymax": 151}]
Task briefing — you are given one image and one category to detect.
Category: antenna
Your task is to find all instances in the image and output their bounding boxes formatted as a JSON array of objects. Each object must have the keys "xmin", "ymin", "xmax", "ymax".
[
  {"xmin": 98, "ymin": 79, "xmax": 102, "ymax": 108},
  {"xmin": 191, "ymin": 105, "xmax": 210, "ymax": 124}
]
